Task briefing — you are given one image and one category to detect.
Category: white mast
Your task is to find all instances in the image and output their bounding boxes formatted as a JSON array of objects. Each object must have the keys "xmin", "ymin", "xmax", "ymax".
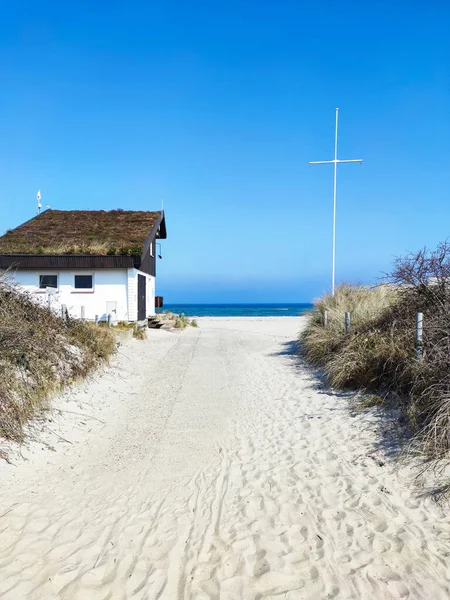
[
  {"xmin": 37, "ymin": 190, "xmax": 42, "ymax": 215},
  {"xmin": 309, "ymin": 108, "xmax": 363, "ymax": 296}
]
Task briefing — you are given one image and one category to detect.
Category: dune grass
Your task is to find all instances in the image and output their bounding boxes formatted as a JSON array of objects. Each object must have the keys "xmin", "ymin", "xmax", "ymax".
[
  {"xmin": 302, "ymin": 283, "xmax": 399, "ymax": 373},
  {"xmin": 301, "ymin": 242, "xmax": 450, "ymax": 490},
  {"xmin": 159, "ymin": 312, "xmax": 198, "ymax": 329},
  {"xmin": 0, "ymin": 276, "xmax": 116, "ymax": 443},
  {"xmin": 133, "ymin": 326, "xmax": 147, "ymax": 340}
]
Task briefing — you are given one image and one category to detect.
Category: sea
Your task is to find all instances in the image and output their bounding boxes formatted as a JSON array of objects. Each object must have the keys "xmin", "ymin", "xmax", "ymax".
[{"xmin": 158, "ymin": 303, "xmax": 313, "ymax": 318}]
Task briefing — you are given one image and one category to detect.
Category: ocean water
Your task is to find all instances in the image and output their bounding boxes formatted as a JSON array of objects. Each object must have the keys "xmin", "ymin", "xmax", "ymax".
[{"xmin": 158, "ymin": 303, "xmax": 313, "ymax": 317}]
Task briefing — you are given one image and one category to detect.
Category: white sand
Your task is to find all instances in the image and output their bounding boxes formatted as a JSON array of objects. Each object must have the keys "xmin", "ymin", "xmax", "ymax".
[{"xmin": 0, "ymin": 317, "xmax": 450, "ymax": 599}]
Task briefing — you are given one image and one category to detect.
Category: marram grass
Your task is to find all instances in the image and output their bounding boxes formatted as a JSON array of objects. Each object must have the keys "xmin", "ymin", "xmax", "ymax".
[
  {"xmin": 0, "ymin": 276, "xmax": 116, "ymax": 443},
  {"xmin": 301, "ymin": 274, "xmax": 450, "ymax": 494}
]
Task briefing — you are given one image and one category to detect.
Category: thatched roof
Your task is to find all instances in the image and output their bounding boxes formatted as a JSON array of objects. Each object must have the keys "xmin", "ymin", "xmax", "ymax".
[{"xmin": 0, "ymin": 209, "xmax": 166, "ymax": 256}]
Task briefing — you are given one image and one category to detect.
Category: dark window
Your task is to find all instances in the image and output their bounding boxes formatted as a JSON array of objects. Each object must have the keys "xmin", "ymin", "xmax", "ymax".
[
  {"xmin": 39, "ymin": 275, "xmax": 58, "ymax": 289},
  {"xmin": 74, "ymin": 275, "xmax": 93, "ymax": 289}
]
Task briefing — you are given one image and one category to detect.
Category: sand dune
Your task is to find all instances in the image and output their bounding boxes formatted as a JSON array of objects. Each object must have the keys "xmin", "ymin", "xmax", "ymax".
[{"xmin": 0, "ymin": 317, "xmax": 449, "ymax": 599}]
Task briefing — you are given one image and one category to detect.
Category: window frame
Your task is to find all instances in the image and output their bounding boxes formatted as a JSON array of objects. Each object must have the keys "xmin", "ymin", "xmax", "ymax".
[
  {"xmin": 38, "ymin": 273, "xmax": 59, "ymax": 292},
  {"xmin": 72, "ymin": 273, "xmax": 95, "ymax": 293}
]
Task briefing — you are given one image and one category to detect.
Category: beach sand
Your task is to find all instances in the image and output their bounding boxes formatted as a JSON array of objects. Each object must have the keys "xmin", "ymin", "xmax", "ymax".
[{"xmin": 0, "ymin": 317, "xmax": 449, "ymax": 599}]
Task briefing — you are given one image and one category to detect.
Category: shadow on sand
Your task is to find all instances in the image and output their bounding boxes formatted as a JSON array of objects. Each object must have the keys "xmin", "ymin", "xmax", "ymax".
[
  {"xmin": 270, "ymin": 337, "xmax": 420, "ymax": 481},
  {"xmin": 270, "ymin": 333, "xmax": 450, "ymax": 501}
]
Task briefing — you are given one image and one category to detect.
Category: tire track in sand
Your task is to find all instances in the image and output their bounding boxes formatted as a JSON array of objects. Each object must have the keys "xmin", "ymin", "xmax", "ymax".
[{"xmin": 0, "ymin": 318, "xmax": 449, "ymax": 599}]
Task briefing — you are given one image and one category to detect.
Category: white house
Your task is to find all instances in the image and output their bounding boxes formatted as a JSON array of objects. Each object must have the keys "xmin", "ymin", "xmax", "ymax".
[{"xmin": 0, "ymin": 209, "xmax": 167, "ymax": 322}]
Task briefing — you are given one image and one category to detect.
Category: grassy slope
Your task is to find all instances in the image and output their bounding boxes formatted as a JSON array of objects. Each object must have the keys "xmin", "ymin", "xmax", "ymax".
[
  {"xmin": 301, "ymin": 282, "xmax": 450, "ymax": 489},
  {"xmin": 0, "ymin": 278, "xmax": 116, "ymax": 442}
]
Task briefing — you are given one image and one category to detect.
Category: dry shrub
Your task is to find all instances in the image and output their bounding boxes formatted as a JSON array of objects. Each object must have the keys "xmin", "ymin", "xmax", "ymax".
[
  {"xmin": 0, "ymin": 276, "xmax": 116, "ymax": 442},
  {"xmin": 390, "ymin": 242, "xmax": 450, "ymax": 459},
  {"xmin": 301, "ymin": 242, "xmax": 450, "ymax": 485},
  {"xmin": 174, "ymin": 313, "xmax": 190, "ymax": 329},
  {"xmin": 302, "ymin": 283, "xmax": 398, "ymax": 369},
  {"xmin": 133, "ymin": 327, "xmax": 147, "ymax": 340},
  {"xmin": 115, "ymin": 321, "xmax": 134, "ymax": 330}
]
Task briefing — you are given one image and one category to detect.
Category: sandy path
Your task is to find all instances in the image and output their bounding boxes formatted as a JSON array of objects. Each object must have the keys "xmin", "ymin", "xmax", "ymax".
[{"xmin": 0, "ymin": 317, "xmax": 449, "ymax": 599}]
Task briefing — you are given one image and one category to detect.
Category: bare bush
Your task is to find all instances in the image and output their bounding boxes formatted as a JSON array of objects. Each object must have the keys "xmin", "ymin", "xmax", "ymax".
[{"xmin": 389, "ymin": 243, "xmax": 450, "ymax": 458}]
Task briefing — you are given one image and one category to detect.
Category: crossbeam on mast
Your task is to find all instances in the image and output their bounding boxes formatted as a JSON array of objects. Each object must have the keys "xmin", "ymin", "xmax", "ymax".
[{"xmin": 309, "ymin": 108, "xmax": 363, "ymax": 296}]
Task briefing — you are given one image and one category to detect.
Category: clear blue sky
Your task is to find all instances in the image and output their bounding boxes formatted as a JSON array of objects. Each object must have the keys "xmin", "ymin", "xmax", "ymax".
[{"xmin": 1, "ymin": 1, "xmax": 449, "ymax": 302}]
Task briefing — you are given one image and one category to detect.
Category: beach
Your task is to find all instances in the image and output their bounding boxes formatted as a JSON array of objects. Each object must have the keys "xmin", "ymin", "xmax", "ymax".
[{"xmin": 0, "ymin": 316, "xmax": 449, "ymax": 599}]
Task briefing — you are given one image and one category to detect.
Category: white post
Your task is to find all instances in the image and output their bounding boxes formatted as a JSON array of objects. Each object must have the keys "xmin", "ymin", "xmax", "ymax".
[
  {"xmin": 95, "ymin": 315, "xmax": 99, "ymax": 327},
  {"xmin": 323, "ymin": 310, "xmax": 328, "ymax": 327},
  {"xmin": 345, "ymin": 311, "xmax": 351, "ymax": 334},
  {"xmin": 332, "ymin": 108, "xmax": 338, "ymax": 297},
  {"xmin": 61, "ymin": 304, "xmax": 67, "ymax": 321},
  {"xmin": 107, "ymin": 314, "xmax": 112, "ymax": 328},
  {"xmin": 81, "ymin": 306, "xmax": 85, "ymax": 321},
  {"xmin": 309, "ymin": 109, "xmax": 363, "ymax": 296},
  {"xmin": 416, "ymin": 312, "xmax": 423, "ymax": 359}
]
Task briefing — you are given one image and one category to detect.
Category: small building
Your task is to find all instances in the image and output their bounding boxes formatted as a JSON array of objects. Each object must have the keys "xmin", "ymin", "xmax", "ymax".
[{"xmin": 0, "ymin": 209, "xmax": 167, "ymax": 322}]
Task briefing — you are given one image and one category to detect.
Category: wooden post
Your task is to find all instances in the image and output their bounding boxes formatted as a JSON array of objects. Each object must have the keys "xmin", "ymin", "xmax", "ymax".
[
  {"xmin": 345, "ymin": 312, "xmax": 351, "ymax": 334},
  {"xmin": 95, "ymin": 315, "xmax": 99, "ymax": 327},
  {"xmin": 107, "ymin": 313, "xmax": 112, "ymax": 328},
  {"xmin": 416, "ymin": 312, "xmax": 423, "ymax": 359},
  {"xmin": 81, "ymin": 306, "xmax": 85, "ymax": 321},
  {"xmin": 61, "ymin": 304, "xmax": 67, "ymax": 321},
  {"xmin": 323, "ymin": 310, "xmax": 328, "ymax": 327}
]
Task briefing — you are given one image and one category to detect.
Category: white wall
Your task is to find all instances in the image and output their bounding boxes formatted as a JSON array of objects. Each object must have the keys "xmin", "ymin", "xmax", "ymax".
[
  {"xmin": 5, "ymin": 268, "xmax": 156, "ymax": 322},
  {"xmin": 127, "ymin": 268, "xmax": 137, "ymax": 321},
  {"xmin": 147, "ymin": 274, "xmax": 155, "ymax": 317},
  {"xmin": 127, "ymin": 268, "xmax": 156, "ymax": 320},
  {"xmin": 7, "ymin": 269, "xmax": 128, "ymax": 322}
]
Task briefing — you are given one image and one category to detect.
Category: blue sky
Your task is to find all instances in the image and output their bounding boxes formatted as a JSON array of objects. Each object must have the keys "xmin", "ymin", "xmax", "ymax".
[{"xmin": 1, "ymin": 1, "xmax": 449, "ymax": 302}]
